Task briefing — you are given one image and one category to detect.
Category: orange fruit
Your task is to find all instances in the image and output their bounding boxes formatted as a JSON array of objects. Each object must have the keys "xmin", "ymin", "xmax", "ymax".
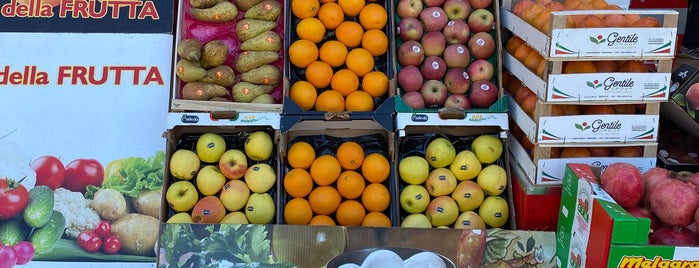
[
  {"xmin": 361, "ymin": 71, "xmax": 388, "ymax": 97},
  {"xmin": 337, "ymin": 0, "xmax": 365, "ymax": 16},
  {"xmin": 305, "ymin": 61, "xmax": 334, "ymax": 89},
  {"xmin": 283, "ymin": 168, "xmax": 314, "ymax": 198},
  {"xmin": 287, "ymin": 141, "xmax": 316, "ymax": 169},
  {"xmin": 309, "ymin": 185, "xmax": 342, "ymax": 215},
  {"xmin": 296, "ymin": 18, "xmax": 326, "ymax": 43},
  {"xmin": 361, "ymin": 182, "xmax": 390, "ymax": 212},
  {"xmin": 345, "ymin": 48, "xmax": 374, "ymax": 77},
  {"xmin": 337, "ymin": 170, "xmax": 366, "ymax": 199},
  {"xmin": 310, "ymin": 154, "xmax": 342, "ymax": 185},
  {"xmin": 284, "ymin": 197, "xmax": 313, "ymax": 225},
  {"xmin": 337, "ymin": 141, "xmax": 365, "ymax": 170},
  {"xmin": 291, "ymin": 0, "xmax": 320, "ymax": 19},
  {"xmin": 358, "ymin": 3, "xmax": 387, "ymax": 30},
  {"xmin": 361, "ymin": 211, "xmax": 391, "ymax": 227},
  {"xmin": 310, "ymin": 214, "xmax": 337, "ymax": 226},
  {"xmin": 560, "ymin": 147, "xmax": 591, "ymax": 158},
  {"xmin": 289, "ymin": 81, "xmax": 318, "ymax": 111},
  {"xmin": 361, "ymin": 29, "xmax": 388, "ymax": 56},
  {"xmin": 318, "ymin": 2, "xmax": 345, "ymax": 30},
  {"xmin": 319, "ymin": 40, "xmax": 348, "ymax": 67},
  {"xmin": 335, "ymin": 200, "xmax": 366, "ymax": 226},
  {"xmin": 361, "ymin": 153, "xmax": 390, "ymax": 183},
  {"xmin": 315, "ymin": 90, "xmax": 346, "ymax": 111},
  {"xmin": 330, "ymin": 69, "xmax": 360, "ymax": 96},
  {"xmin": 288, "ymin": 39, "xmax": 319, "ymax": 68},
  {"xmin": 564, "ymin": 61, "xmax": 598, "ymax": 74},
  {"xmin": 345, "ymin": 91, "xmax": 374, "ymax": 111},
  {"xmin": 335, "ymin": 21, "xmax": 364, "ymax": 48}
]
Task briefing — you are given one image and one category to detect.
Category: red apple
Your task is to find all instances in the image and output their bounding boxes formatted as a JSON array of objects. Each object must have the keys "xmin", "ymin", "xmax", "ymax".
[
  {"xmin": 443, "ymin": 67, "xmax": 470, "ymax": 94},
  {"xmin": 421, "ymin": 31, "xmax": 447, "ymax": 56},
  {"xmin": 421, "ymin": 56, "xmax": 448, "ymax": 80},
  {"xmin": 444, "ymin": 94, "xmax": 472, "ymax": 109},
  {"xmin": 396, "ymin": 0, "xmax": 424, "ymax": 18},
  {"xmin": 466, "ymin": 59, "xmax": 494, "ymax": 82},
  {"xmin": 398, "ymin": 40, "xmax": 425, "ymax": 66},
  {"xmin": 219, "ymin": 149, "xmax": 248, "ymax": 179},
  {"xmin": 402, "ymin": 91, "xmax": 426, "ymax": 109},
  {"xmin": 468, "ymin": 0, "xmax": 492, "ymax": 9},
  {"xmin": 469, "ymin": 80, "xmax": 498, "ymax": 108},
  {"xmin": 686, "ymin": 83, "xmax": 699, "ymax": 110},
  {"xmin": 420, "ymin": 80, "xmax": 449, "ymax": 107},
  {"xmin": 424, "ymin": 0, "xmax": 447, "ymax": 7},
  {"xmin": 398, "ymin": 17, "xmax": 425, "ymax": 41},
  {"xmin": 443, "ymin": 20, "xmax": 471, "ymax": 44},
  {"xmin": 467, "ymin": 32, "xmax": 495, "ymax": 59},
  {"xmin": 467, "ymin": 8, "xmax": 495, "ymax": 33},
  {"xmin": 420, "ymin": 7, "xmax": 449, "ymax": 32},
  {"xmin": 443, "ymin": 0, "xmax": 472, "ymax": 20},
  {"xmin": 397, "ymin": 65, "xmax": 424, "ymax": 92},
  {"xmin": 443, "ymin": 44, "xmax": 470, "ymax": 68}
]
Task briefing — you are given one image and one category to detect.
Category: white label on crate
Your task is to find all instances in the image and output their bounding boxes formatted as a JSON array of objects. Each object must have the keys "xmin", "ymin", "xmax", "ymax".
[
  {"xmin": 535, "ymin": 157, "xmax": 656, "ymax": 185},
  {"xmin": 550, "ymin": 28, "xmax": 677, "ymax": 58},
  {"xmin": 547, "ymin": 72, "xmax": 670, "ymax": 102},
  {"xmin": 537, "ymin": 114, "xmax": 658, "ymax": 144}
]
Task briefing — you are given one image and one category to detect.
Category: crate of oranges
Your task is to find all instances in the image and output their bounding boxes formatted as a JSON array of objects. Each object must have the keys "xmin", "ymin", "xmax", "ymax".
[
  {"xmin": 283, "ymin": 0, "xmax": 395, "ymax": 116},
  {"xmin": 170, "ymin": 0, "xmax": 286, "ymax": 112},
  {"xmin": 277, "ymin": 119, "xmax": 398, "ymax": 226}
]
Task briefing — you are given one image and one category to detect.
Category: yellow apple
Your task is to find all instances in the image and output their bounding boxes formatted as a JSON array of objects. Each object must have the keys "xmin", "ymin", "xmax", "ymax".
[
  {"xmin": 425, "ymin": 137, "xmax": 456, "ymax": 168},
  {"xmin": 425, "ymin": 168, "xmax": 457, "ymax": 196},
  {"xmin": 400, "ymin": 184, "xmax": 431, "ymax": 214},
  {"xmin": 398, "ymin": 156, "xmax": 430, "ymax": 184},
  {"xmin": 166, "ymin": 180, "xmax": 199, "ymax": 212},
  {"xmin": 400, "ymin": 213, "xmax": 432, "ymax": 228},
  {"xmin": 170, "ymin": 149, "xmax": 201, "ymax": 180},
  {"xmin": 167, "ymin": 212, "xmax": 193, "ymax": 223},
  {"xmin": 454, "ymin": 211, "xmax": 486, "ymax": 229},
  {"xmin": 196, "ymin": 165, "xmax": 227, "ymax": 196},
  {"xmin": 479, "ymin": 196, "xmax": 509, "ymax": 228},
  {"xmin": 476, "ymin": 164, "xmax": 507, "ymax": 196},
  {"xmin": 244, "ymin": 163, "xmax": 277, "ymax": 193},
  {"xmin": 219, "ymin": 149, "xmax": 248, "ymax": 179},
  {"xmin": 245, "ymin": 131, "xmax": 274, "ymax": 161},
  {"xmin": 425, "ymin": 196, "xmax": 459, "ymax": 227},
  {"xmin": 449, "ymin": 150, "xmax": 482, "ymax": 181},
  {"xmin": 196, "ymin": 133, "xmax": 226, "ymax": 163},
  {"xmin": 220, "ymin": 211, "xmax": 249, "ymax": 224},
  {"xmin": 471, "ymin": 134, "xmax": 503, "ymax": 164},
  {"xmin": 245, "ymin": 193, "xmax": 275, "ymax": 224},
  {"xmin": 451, "ymin": 180, "xmax": 484, "ymax": 212},
  {"xmin": 219, "ymin": 179, "xmax": 250, "ymax": 211}
]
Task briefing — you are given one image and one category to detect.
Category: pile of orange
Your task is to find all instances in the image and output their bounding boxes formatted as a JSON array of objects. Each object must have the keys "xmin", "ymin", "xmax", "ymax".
[
  {"xmin": 283, "ymin": 140, "xmax": 393, "ymax": 227},
  {"xmin": 288, "ymin": 0, "xmax": 390, "ymax": 112}
]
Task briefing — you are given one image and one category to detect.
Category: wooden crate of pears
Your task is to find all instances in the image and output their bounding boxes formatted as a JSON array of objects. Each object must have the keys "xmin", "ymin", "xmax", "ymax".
[{"xmin": 171, "ymin": 0, "xmax": 286, "ymax": 112}]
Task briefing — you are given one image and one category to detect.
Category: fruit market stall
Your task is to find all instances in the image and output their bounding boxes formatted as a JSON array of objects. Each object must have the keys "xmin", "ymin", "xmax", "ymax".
[{"xmin": 0, "ymin": 0, "xmax": 174, "ymax": 267}]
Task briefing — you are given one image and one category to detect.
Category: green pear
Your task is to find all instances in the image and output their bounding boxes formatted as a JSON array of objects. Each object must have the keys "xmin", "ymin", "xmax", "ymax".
[
  {"xmin": 232, "ymin": 82, "xmax": 274, "ymax": 102},
  {"xmin": 244, "ymin": 0, "xmax": 282, "ymax": 21},
  {"xmin": 425, "ymin": 137, "xmax": 456, "ymax": 168},
  {"xmin": 245, "ymin": 193, "xmax": 275, "ymax": 224},
  {"xmin": 201, "ymin": 40, "xmax": 229, "ymax": 69},
  {"xmin": 240, "ymin": 64, "xmax": 281, "ymax": 85},
  {"xmin": 235, "ymin": 0, "xmax": 264, "ymax": 11},
  {"xmin": 449, "ymin": 150, "xmax": 482, "ymax": 181},
  {"xmin": 236, "ymin": 19, "xmax": 278, "ymax": 42},
  {"xmin": 471, "ymin": 134, "xmax": 503, "ymax": 164},
  {"xmin": 251, "ymin": 93, "xmax": 276, "ymax": 104},
  {"xmin": 175, "ymin": 59, "xmax": 207, "ymax": 82},
  {"xmin": 240, "ymin": 31, "xmax": 281, "ymax": 51},
  {"xmin": 182, "ymin": 82, "xmax": 229, "ymax": 100},
  {"xmin": 177, "ymin": 38, "xmax": 202, "ymax": 62},
  {"xmin": 234, "ymin": 50, "xmax": 280, "ymax": 73},
  {"xmin": 190, "ymin": 0, "xmax": 224, "ymax": 8},
  {"xmin": 189, "ymin": 1, "xmax": 238, "ymax": 23},
  {"xmin": 208, "ymin": 96, "xmax": 229, "ymax": 102},
  {"xmin": 200, "ymin": 65, "xmax": 236, "ymax": 87}
]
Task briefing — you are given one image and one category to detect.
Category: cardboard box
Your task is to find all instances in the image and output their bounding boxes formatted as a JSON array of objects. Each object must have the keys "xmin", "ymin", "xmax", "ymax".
[
  {"xmin": 510, "ymin": 155, "xmax": 562, "ymax": 231},
  {"xmin": 556, "ymin": 163, "xmax": 652, "ymax": 268},
  {"xmin": 556, "ymin": 163, "xmax": 699, "ymax": 268},
  {"xmin": 160, "ymin": 113, "xmax": 281, "ymax": 224},
  {"xmin": 394, "ymin": 113, "xmax": 513, "ymax": 228},
  {"xmin": 277, "ymin": 118, "xmax": 398, "ymax": 225},
  {"xmin": 500, "ymin": 0, "xmax": 678, "ymax": 59},
  {"xmin": 170, "ymin": 0, "xmax": 285, "ymax": 112},
  {"xmin": 508, "ymin": 129, "xmax": 657, "ymax": 185}
]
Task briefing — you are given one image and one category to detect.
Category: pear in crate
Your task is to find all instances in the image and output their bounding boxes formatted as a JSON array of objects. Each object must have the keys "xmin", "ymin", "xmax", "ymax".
[
  {"xmin": 200, "ymin": 65, "xmax": 236, "ymax": 87},
  {"xmin": 245, "ymin": 0, "xmax": 282, "ymax": 21},
  {"xmin": 182, "ymin": 82, "xmax": 229, "ymax": 100},
  {"xmin": 235, "ymin": 51, "xmax": 280, "ymax": 72},
  {"xmin": 190, "ymin": 0, "xmax": 224, "ymax": 8},
  {"xmin": 251, "ymin": 93, "xmax": 276, "ymax": 104},
  {"xmin": 232, "ymin": 82, "xmax": 274, "ymax": 102},
  {"xmin": 175, "ymin": 59, "xmax": 207, "ymax": 82},
  {"xmin": 201, "ymin": 40, "xmax": 229, "ymax": 69},
  {"xmin": 177, "ymin": 38, "xmax": 202, "ymax": 61},
  {"xmin": 189, "ymin": 1, "xmax": 238, "ymax": 23},
  {"xmin": 235, "ymin": 0, "xmax": 264, "ymax": 11},
  {"xmin": 240, "ymin": 64, "xmax": 281, "ymax": 85},
  {"xmin": 236, "ymin": 19, "xmax": 278, "ymax": 42},
  {"xmin": 240, "ymin": 31, "xmax": 281, "ymax": 51}
]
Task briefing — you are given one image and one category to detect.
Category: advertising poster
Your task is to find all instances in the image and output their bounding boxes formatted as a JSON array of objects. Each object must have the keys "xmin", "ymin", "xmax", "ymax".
[{"xmin": 0, "ymin": 0, "xmax": 173, "ymax": 266}]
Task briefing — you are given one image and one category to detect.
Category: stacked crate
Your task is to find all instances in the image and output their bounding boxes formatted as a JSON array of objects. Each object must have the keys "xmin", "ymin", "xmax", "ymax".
[{"xmin": 499, "ymin": 0, "xmax": 678, "ymax": 229}]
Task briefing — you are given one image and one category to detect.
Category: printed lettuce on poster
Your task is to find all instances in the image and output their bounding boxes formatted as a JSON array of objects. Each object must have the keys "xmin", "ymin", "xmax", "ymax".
[{"xmin": 85, "ymin": 151, "xmax": 165, "ymax": 199}]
